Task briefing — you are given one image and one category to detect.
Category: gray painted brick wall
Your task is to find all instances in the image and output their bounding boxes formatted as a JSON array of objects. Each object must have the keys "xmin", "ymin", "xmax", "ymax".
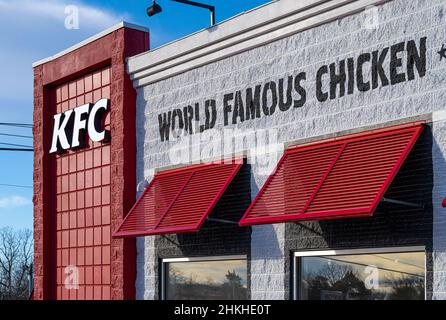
[
  {"xmin": 134, "ymin": 0, "xmax": 446, "ymax": 299},
  {"xmin": 432, "ymin": 111, "xmax": 446, "ymax": 299}
]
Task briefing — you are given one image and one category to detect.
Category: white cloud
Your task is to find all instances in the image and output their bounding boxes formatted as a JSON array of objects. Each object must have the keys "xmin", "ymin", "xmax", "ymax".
[
  {"xmin": 0, "ymin": 0, "xmax": 125, "ymax": 29},
  {"xmin": 0, "ymin": 196, "xmax": 31, "ymax": 209}
]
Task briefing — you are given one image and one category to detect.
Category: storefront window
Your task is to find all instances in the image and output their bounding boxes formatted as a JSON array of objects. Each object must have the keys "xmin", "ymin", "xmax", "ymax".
[
  {"xmin": 163, "ymin": 257, "xmax": 248, "ymax": 300},
  {"xmin": 295, "ymin": 249, "xmax": 425, "ymax": 300}
]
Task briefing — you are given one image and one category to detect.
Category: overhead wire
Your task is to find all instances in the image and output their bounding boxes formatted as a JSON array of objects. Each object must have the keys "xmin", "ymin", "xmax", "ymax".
[
  {"xmin": 0, "ymin": 133, "xmax": 33, "ymax": 139},
  {"xmin": 0, "ymin": 142, "xmax": 33, "ymax": 148},
  {"xmin": 0, "ymin": 184, "xmax": 32, "ymax": 189},
  {"xmin": 0, "ymin": 122, "xmax": 33, "ymax": 128}
]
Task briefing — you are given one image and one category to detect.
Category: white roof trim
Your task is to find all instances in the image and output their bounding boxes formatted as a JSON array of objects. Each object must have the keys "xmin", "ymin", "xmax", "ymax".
[
  {"xmin": 32, "ymin": 21, "xmax": 149, "ymax": 68},
  {"xmin": 128, "ymin": 0, "xmax": 390, "ymax": 88}
]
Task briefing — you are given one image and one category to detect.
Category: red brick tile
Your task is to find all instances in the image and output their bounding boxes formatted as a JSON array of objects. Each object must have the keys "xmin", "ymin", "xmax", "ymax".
[
  {"xmin": 77, "ymin": 172, "xmax": 84, "ymax": 190},
  {"xmin": 93, "ymin": 89, "xmax": 102, "ymax": 102},
  {"xmin": 102, "ymin": 286, "xmax": 110, "ymax": 300},
  {"xmin": 85, "ymin": 228, "xmax": 93, "ymax": 246},
  {"xmin": 93, "ymin": 167, "xmax": 102, "ymax": 187},
  {"xmin": 69, "ymin": 98, "xmax": 77, "ymax": 109},
  {"xmin": 69, "ymin": 173, "xmax": 77, "ymax": 192},
  {"xmin": 77, "ymin": 152, "xmax": 85, "ymax": 171},
  {"xmin": 69, "ymin": 211, "xmax": 77, "ymax": 229},
  {"xmin": 77, "ymin": 248, "xmax": 85, "ymax": 266},
  {"xmin": 85, "ymin": 208, "xmax": 93, "ymax": 226},
  {"xmin": 69, "ymin": 81, "xmax": 76, "ymax": 98},
  {"xmin": 85, "ymin": 150, "xmax": 93, "ymax": 169},
  {"xmin": 77, "ymin": 190, "xmax": 84, "ymax": 209},
  {"xmin": 85, "ymin": 249, "xmax": 93, "ymax": 267},
  {"xmin": 102, "ymin": 86, "xmax": 110, "ymax": 99},
  {"xmin": 62, "ymin": 231, "xmax": 69, "ymax": 249},
  {"xmin": 93, "ymin": 267, "xmax": 101, "ymax": 285},
  {"xmin": 93, "ymin": 148, "xmax": 102, "ymax": 167},
  {"xmin": 57, "ymin": 176, "xmax": 61, "ymax": 194},
  {"xmin": 61, "ymin": 175, "xmax": 69, "ymax": 193},
  {"xmin": 85, "ymin": 91, "xmax": 93, "ymax": 104},
  {"xmin": 62, "ymin": 213, "xmax": 69, "ymax": 230},
  {"xmin": 102, "ymin": 166, "xmax": 110, "ymax": 185},
  {"xmin": 85, "ymin": 189, "xmax": 93, "ymax": 209},
  {"xmin": 102, "ymin": 266, "xmax": 110, "ymax": 285},
  {"xmin": 85, "ymin": 169, "xmax": 93, "ymax": 189},
  {"xmin": 85, "ymin": 267, "xmax": 93, "ymax": 285},
  {"xmin": 69, "ymin": 154, "xmax": 77, "ymax": 173},
  {"xmin": 93, "ymin": 227, "xmax": 101, "ymax": 246},
  {"xmin": 102, "ymin": 206, "xmax": 110, "ymax": 225},
  {"xmin": 94, "ymin": 188, "xmax": 102, "ymax": 206},
  {"xmin": 69, "ymin": 230, "xmax": 77, "ymax": 248},
  {"xmin": 94, "ymin": 246, "xmax": 101, "ymax": 265},
  {"xmin": 62, "ymin": 194, "xmax": 69, "ymax": 212},
  {"xmin": 77, "ymin": 79, "xmax": 85, "ymax": 95},
  {"xmin": 85, "ymin": 285, "xmax": 93, "ymax": 300},
  {"xmin": 93, "ymin": 207, "xmax": 101, "ymax": 225},
  {"xmin": 56, "ymin": 87, "xmax": 62, "ymax": 103},
  {"xmin": 102, "ymin": 186, "xmax": 110, "ymax": 205},
  {"xmin": 102, "ymin": 226, "xmax": 110, "ymax": 245},
  {"xmin": 102, "ymin": 68, "xmax": 110, "ymax": 85},
  {"xmin": 69, "ymin": 192, "xmax": 76, "ymax": 210},
  {"xmin": 93, "ymin": 71, "xmax": 101, "ymax": 89},
  {"xmin": 61, "ymin": 84, "xmax": 68, "ymax": 101},
  {"xmin": 84, "ymin": 75, "xmax": 93, "ymax": 93},
  {"xmin": 77, "ymin": 210, "xmax": 85, "ymax": 228},
  {"xmin": 69, "ymin": 248, "xmax": 76, "ymax": 265},
  {"xmin": 77, "ymin": 229, "xmax": 85, "ymax": 248}
]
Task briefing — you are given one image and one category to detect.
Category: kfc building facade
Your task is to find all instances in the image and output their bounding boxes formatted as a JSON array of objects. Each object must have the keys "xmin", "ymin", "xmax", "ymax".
[{"xmin": 33, "ymin": 0, "xmax": 446, "ymax": 300}]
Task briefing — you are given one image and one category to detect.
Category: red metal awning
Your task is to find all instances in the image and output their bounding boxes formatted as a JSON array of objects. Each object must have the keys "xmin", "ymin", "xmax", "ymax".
[
  {"xmin": 239, "ymin": 122, "xmax": 424, "ymax": 226},
  {"xmin": 113, "ymin": 160, "xmax": 243, "ymax": 238}
]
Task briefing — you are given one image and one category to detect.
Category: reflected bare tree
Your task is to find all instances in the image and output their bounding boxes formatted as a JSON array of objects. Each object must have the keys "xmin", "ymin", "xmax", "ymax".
[
  {"xmin": 387, "ymin": 275, "xmax": 424, "ymax": 300},
  {"xmin": 304, "ymin": 260, "xmax": 424, "ymax": 300},
  {"xmin": 306, "ymin": 263, "xmax": 372, "ymax": 300},
  {"xmin": 223, "ymin": 270, "xmax": 246, "ymax": 300},
  {"xmin": 167, "ymin": 267, "xmax": 247, "ymax": 300},
  {"xmin": 320, "ymin": 262, "xmax": 350, "ymax": 285}
]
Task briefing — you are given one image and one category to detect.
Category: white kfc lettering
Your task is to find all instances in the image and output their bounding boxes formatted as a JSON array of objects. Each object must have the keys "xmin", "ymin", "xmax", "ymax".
[
  {"xmin": 49, "ymin": 109, "xmax": 74, "ymax": 153},
  {"xmin": 49, "ymin": 99, "xmax": 110, "ymax": 153},
  {"xmin": 88, "ymin": 98, "xmax": 110, "ymax": 142}
]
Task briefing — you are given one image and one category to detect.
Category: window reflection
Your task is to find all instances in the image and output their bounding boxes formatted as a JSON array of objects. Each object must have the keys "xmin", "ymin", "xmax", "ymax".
[
  {"xmin": 299, "ymin": 251, "xmax": 425, "ymax": 300},
  {"xmin": 165, "ymin": 259, "xmax": 247, "ymax": 300}
]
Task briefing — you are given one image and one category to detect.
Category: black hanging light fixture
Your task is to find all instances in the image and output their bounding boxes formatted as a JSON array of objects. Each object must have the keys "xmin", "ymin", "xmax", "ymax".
[
  {"xmin": 147, "ymin": 0, "xmax": 162, "ymax": 16},
  {"xmin": 146, "ymin": 0, "xmax": 216, "ymax": 26}
]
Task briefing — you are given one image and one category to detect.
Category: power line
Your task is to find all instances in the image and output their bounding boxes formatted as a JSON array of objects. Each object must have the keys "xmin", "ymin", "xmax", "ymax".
[
  {"xmin": 0, "ymin": 122, "xmax": 33, "ymax": 129},
  {"xmin": 0, "ymin": 184, "xmax": 32, "ymax": 189},
  {"xmin": 0, "ymin": 148, "xmax": 33, "ymax": 152},
  {"xmin": 0, "ymin": 133, "xmax": 33, "ymax": 139},
  {"xmin": 0, "ymin": 142, "xmax": 33, "ymax": 148}
]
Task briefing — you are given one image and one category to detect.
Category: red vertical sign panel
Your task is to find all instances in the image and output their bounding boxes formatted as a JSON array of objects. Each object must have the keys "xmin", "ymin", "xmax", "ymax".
[{"xmin": 54, "ymin": 67, "xmax": 111, "ymax": 300}]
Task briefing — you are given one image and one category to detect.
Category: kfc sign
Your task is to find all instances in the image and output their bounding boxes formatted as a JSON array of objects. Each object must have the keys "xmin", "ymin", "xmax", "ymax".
[{"xmin": 49, "ymin": 99, "xmax": 110, "ymax": 153}]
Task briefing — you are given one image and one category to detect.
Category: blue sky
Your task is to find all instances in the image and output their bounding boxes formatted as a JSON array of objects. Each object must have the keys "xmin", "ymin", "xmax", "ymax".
[{"xmin": 0, "ymin": 0, "xmax": 271, "ymax": 230}]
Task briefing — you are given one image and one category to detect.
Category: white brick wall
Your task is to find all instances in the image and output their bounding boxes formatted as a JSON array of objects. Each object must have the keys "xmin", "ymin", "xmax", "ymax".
[{"xmin": 130, "ymin": 0, "xmax": 446, "ymax": 299}]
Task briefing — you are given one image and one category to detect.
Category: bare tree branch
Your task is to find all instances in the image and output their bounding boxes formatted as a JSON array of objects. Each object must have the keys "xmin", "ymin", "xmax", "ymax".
[{"xmin": 0, "ymin": 227, "xmax": 33, "ymax": 300}]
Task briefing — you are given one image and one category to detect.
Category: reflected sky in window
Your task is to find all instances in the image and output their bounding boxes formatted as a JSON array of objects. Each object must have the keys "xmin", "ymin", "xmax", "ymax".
[{"xmin": 167, "ymin": 259, "xmax": 247, "ymax": 287}]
